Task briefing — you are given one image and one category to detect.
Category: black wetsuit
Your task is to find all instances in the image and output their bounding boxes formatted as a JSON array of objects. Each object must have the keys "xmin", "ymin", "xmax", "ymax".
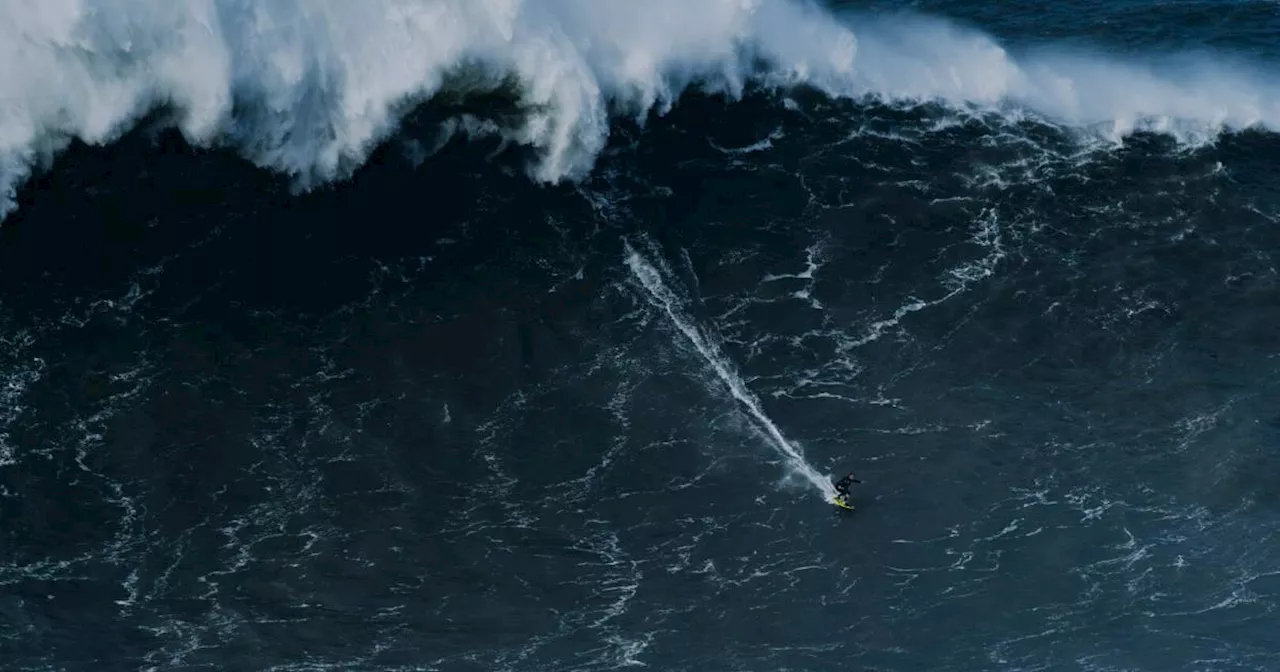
[{"xmin": 834, "ymin": 473, "xmax": 861, "ymax": 499}]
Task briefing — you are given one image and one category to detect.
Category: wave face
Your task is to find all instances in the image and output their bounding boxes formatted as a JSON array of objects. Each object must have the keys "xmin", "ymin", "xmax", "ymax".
[
  {"xmin": 5, "ymin": 2, "xmax": 1280, "ymax": 671},
  {"xmin": 2, "ymin": 0, "xmax": 1279, "ymax": 218}
]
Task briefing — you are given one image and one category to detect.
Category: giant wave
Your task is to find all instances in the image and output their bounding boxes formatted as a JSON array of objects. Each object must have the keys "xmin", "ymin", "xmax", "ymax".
[{"xmin": 2, "ymin": 0, "xmax": 1278, "ymax": 219}]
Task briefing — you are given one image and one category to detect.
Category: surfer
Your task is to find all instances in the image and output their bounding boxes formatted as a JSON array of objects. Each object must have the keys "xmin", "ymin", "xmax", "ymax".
[{"xmin": 834, "ymin": 471, "xmax": 860, "ymax": 504}]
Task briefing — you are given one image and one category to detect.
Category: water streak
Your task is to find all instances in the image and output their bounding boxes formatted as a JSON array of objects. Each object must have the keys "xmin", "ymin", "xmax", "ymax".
[{"xmin": 623, "ymin": 239, "xmax": 835, "ymax": 500}]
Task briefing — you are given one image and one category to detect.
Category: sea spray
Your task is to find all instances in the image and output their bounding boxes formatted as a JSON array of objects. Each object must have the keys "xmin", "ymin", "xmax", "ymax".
[
  {"xmin": 623, "ymin": 239, "xmax": 836, "ymax": 500},
  {"xmin": 3, "ymin": 0, "xmax": 1277, "ymax": 219}
]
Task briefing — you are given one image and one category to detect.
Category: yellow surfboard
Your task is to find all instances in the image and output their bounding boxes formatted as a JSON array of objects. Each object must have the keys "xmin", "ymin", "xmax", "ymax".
[{"xmin": 831, "ymin": 495, "xmax": 854, "ymax": 510}]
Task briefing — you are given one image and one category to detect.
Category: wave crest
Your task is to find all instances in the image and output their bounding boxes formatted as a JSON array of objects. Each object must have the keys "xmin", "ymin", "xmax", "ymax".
[{"xmin": 0, "ymin": 0, "xmax": 1276, "ymax": 219}]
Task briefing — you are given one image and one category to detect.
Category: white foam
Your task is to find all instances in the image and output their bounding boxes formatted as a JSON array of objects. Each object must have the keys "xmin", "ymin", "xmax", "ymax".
[
  {"xmin": 623, "ymin": 239, "xmax": 836, "ymax": 500},
  {"xmin": 2, "ymin": 0, "xmax": 1278, "ymax": 217}
]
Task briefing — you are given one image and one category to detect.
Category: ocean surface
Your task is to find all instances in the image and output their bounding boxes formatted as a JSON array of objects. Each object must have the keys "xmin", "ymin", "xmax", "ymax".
[{"xmin": 2, "ymin": 1, "xmax": 1280, "ymax": 670}]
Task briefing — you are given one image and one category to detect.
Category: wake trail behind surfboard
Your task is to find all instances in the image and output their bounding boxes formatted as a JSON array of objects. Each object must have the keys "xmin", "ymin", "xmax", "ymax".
[{"xmin": 623, "ymin": 239, "xmax": 837, "ymax": 501}]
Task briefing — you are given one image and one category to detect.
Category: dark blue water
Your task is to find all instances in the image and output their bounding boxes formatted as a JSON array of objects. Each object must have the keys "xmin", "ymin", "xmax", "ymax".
[{"xmin": 2, "ymin": 2, "xmax": 1280, "ymax": 670}]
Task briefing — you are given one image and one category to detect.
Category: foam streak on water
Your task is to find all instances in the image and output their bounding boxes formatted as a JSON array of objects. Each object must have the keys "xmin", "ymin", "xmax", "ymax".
[{"xmin": 623, "ymin": 239, "xmax": 835, "ymax": 500}]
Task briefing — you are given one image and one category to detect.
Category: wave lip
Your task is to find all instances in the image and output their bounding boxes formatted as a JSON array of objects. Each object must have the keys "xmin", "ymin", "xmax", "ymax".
[
  {"xmin": 0, "ymin": 0, "xmax": 857, "ymax": 218},
  {"xmin": 1, "ymin": 0, "xmax": 1278, "ymax": 219}
]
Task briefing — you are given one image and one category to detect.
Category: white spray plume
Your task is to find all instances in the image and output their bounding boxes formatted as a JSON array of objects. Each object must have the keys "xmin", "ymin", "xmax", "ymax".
[{"xmin": 1, "ymin": 0, "xmax": 1276, "ymax": 218}]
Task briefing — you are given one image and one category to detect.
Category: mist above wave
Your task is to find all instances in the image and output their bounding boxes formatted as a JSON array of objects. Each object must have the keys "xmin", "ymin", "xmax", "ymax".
[{"xmin": 0, "ymin": 0, "xmax": 1276, "ymax": 219}]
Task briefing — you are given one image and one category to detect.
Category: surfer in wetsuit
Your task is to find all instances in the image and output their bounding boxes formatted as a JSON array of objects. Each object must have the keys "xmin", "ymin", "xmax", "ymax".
[{"xmin": 834, "ymin": 471, "xmax": 861, "ymax": 504}]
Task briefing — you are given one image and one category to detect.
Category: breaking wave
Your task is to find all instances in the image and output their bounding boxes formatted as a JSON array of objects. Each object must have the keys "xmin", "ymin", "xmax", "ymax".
[{"xmin": 2, "ymin": 0, "xmax": 1278, "ymax": 218}]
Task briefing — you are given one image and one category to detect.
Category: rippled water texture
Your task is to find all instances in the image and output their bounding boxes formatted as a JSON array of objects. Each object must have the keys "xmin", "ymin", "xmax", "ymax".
[{"xmin": 2, "ymin": 1, "xmax": 1279, "ymax": 670}]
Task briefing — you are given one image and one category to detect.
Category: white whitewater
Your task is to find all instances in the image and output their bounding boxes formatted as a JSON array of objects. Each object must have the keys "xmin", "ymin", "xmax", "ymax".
[
  {"xmin": 623, "ymin": 240, "xmax": 836, "ymax": 500},
  {"xmin": 4, "ymin": 0, "xmax": 1278, "ymax": 218}
]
